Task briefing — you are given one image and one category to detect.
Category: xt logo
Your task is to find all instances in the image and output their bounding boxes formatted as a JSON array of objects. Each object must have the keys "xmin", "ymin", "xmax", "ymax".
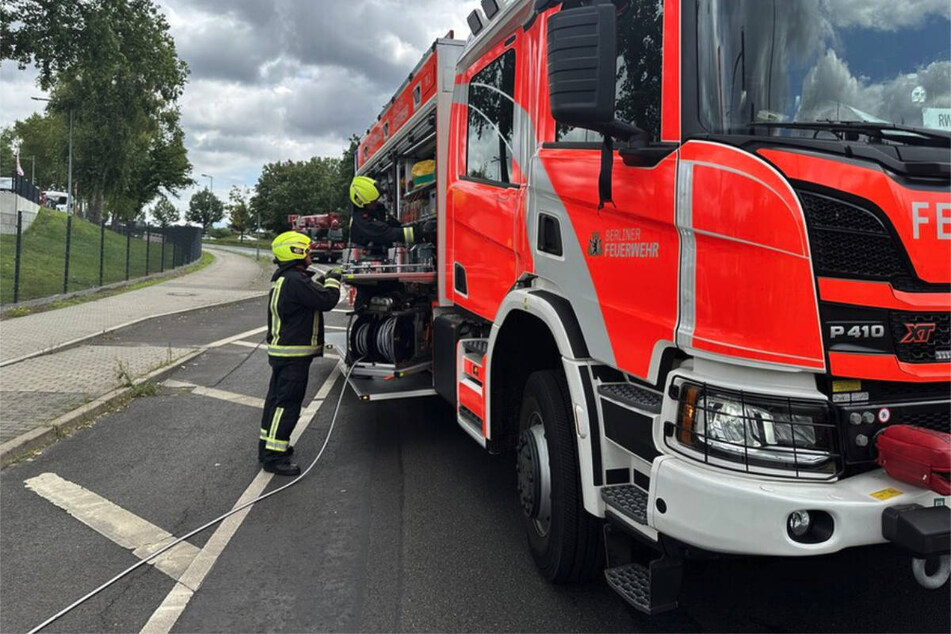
[{"xmin": 900, "ymin": 323, "xmax": 936, "ymax": 344}]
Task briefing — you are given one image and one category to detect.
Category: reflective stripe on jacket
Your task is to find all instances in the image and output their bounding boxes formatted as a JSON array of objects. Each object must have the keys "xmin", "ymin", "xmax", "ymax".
[{"xmin": 267, "ymin": 262, "xmax": 341, "ymax": 359}]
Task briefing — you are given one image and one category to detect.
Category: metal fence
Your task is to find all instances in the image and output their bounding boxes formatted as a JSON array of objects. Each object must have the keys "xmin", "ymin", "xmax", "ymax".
[
  {"xmin": 1, "ymin": 212, "xmax": 203, "ymax": 305},
  {"xmin": 1, "ymin": 175, "xmax": 41, "ymax": 204}
]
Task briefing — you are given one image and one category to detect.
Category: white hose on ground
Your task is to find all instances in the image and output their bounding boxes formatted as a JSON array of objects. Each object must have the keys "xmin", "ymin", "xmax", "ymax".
[{"xmin": 28, "ymin": 358, "xmax": 361, "ymax": 634}]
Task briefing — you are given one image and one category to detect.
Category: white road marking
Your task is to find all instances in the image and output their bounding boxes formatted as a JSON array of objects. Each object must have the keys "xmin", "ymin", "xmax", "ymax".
[
  {"xmin": 161, "ymin": 380, "xmax": 264, "ymax": 409},
  {"xmin": 141, "ymin": 365, "xmax": 342, "ymax": 634},
  {"xmin": 330, "ymin": 308, "xmax": 351, "ymax": 313},
  {"xmin": 24, "ymin": 473, "xmax": 200, "ymax": 581},
  {"xmin": 162, "ymin": 379, "xmax": 196, "ymax": 389},
  {"xmin": 205, "ymin": 326, "xmax": 268, "ymax": 349},
  {"xmin": 325, "ymin": 325, "xmax": 347, "ymax": 330},
  {"xmin": 227, "ymin": 339, "xmax": 264, "ymax": 349},
  {"xmin": 191, "ymin": 386, "xmax": 265, "ymax": 409}
]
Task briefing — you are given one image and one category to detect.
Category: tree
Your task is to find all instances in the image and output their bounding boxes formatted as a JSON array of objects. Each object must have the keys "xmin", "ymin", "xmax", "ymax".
[
  {"xmin": 228, "ymin": 186, "xmax": 253, "ymax": 238},
  {"xmin": 151, "ymin": 196, "xmax": 179, "ymax": 227},
  {"xmin": 5, "ymin": 0, "xmax": 192, "ymax": 222},
  {"xmin": 1, "ymin": 113, "xmax": 70, "ymax": 190},
  {"xmin": 187, "ymin": 189, "xmax": 224, "ymax": 232},
  {"xmin": 250, "ymin": 156, "xmax": 344, "ymax": 234}
]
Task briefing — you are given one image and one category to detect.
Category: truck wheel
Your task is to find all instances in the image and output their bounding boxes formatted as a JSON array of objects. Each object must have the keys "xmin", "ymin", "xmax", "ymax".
[{"xmin": 516, "ymin": 370, "xmax": 602, "ymax": 583}]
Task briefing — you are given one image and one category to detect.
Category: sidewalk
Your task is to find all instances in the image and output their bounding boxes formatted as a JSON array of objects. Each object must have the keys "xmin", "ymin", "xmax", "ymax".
[
  {"xmin": 0, "ymin": 247, "xmax": 270, "ymax": 460},
  {"xmin": 0, "ymin": 247, "xmax": 269, "ymax": 366}
]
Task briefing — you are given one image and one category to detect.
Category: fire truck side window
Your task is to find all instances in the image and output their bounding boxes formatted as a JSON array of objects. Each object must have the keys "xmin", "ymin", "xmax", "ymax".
[
  {"xmin": 556, "ymin": 0, "xmax": 663, "ymax": 143},
  {"xmin": 466, "ymin": 49, "xmax": 517, "ymax": 184}
]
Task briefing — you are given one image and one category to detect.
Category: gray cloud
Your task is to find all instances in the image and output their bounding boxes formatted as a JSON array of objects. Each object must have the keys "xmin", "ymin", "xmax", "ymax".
[{"xmin": 822, "ymin": 0, "xmax": 951, "ymax": 30}]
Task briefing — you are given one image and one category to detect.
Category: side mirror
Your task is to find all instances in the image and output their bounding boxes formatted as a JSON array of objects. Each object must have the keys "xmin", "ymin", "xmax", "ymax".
[{"xmin": 547, "ymin": 3, "xmax": 617, "ymax": 129}]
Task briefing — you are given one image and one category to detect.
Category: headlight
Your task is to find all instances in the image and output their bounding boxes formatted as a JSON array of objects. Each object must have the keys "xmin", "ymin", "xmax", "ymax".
[{"xmin": 672, "ymin": 382, "xmax": 839, "ymax": 478}]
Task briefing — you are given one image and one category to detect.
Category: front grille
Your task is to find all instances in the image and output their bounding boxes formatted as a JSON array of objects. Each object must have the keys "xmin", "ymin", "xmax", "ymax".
[
  {"xmin": 801, "ymin": 191, "xmax": 889, "ymax": 235},
  {"xmin": 798, "ymin": 190, "xmax": 938, "ymax": 291},
  {"xmin": 890, "ymin": 312, "xmax": 951, "ymax": 363},
  {"xmin": 901, "ymin": 409, "xmax": 951, "ymax": 434}
]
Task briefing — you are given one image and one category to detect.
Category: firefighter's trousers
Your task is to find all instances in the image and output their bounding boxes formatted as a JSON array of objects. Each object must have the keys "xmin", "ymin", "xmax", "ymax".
[{"xmin": 259, "ymin": 357, "xmax": 312, "ymax": 464}]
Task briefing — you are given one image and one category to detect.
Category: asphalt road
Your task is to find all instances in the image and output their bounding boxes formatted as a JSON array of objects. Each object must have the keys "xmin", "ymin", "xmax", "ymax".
[{"xmin": 1, "ymin": 297, "xmax": 947, "ymax": 633}]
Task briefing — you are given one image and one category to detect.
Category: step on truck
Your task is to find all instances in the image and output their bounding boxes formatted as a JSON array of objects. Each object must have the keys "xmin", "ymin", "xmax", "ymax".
[{"xmin": 328, "ymin": 0, "xmax": 951, "ymax": 613}]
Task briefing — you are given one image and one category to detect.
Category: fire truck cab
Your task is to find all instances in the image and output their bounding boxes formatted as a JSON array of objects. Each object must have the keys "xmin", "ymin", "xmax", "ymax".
[{"xmin": 335, "ymin": 0, "xmax": 951, "ymax": 613}]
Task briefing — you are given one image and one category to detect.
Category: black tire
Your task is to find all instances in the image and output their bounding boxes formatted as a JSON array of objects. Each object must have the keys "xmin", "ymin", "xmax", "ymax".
[{"xmin": 518, "ymin": 370, "xmax": 603, "ymax": 583}]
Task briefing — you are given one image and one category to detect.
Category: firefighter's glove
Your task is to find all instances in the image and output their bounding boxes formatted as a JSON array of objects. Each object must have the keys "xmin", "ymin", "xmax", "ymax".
[
  {"xmin": 415, "ymin": 218, "xmax": 437, "ymax": 243},
  {"xmin": 323, "ymin": 268, "xmax": 343, "ymax": 290}
]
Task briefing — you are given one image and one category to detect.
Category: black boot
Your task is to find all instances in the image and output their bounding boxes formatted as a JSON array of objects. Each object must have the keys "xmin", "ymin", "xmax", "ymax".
[{"xmin": 263, "ymin": 460, "xmax": 301, "ymax": 477}]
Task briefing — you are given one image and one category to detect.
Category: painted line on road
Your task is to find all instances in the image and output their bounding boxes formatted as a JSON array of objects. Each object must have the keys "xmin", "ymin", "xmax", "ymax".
[
  {"xmin": 192, "ymin": 386, "xmax": 266, "ymax": 409},
  {"xmin": 227, "ymin": 340, "xmax": 265, "ymax": 349},
  {"xmin": 205, "ymin": 326, "xmax": 268, "ymax": 348},
  {"xmin": 24, "ymin": 473, "xmax": 200, "ymax": 581},
  {"xmin": 142, "ymin": 365, "xmax": 342, "ymax": 634},
  {"xmin": 326, "ymin": 325, "xmax": 347, "ymax": 330},
  {"xmin": 162, "ymin": 380, "xmax": 265, "ymax": 409}
]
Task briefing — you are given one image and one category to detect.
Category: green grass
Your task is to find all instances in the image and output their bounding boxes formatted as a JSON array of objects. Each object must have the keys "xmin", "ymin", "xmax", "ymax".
[
  {"xmin": 0, "ymin": 208, "xmax": 192, "ymax": 304},
  {"xmin": 0, "ymin": 250, "xmax": 214, "ymax": 319}
]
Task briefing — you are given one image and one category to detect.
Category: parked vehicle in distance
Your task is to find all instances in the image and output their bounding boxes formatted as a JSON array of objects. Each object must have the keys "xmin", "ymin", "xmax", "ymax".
[
  {"xmin": 288, "ymin": 213, "xmax": 346, "ymax": 263},
  {"xmin": 43, "ymin": 190, "xmax": 69, "ymax": 211}
]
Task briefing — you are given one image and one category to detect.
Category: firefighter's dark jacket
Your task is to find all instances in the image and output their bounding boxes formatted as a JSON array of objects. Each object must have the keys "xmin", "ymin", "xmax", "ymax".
[
  {"xmin": 350, "ymin": 203, "xmax": 414, "ymax": 248},
  {"xmin": 266, "ymin": 261, "xmax": 341, "ymax": 360}
]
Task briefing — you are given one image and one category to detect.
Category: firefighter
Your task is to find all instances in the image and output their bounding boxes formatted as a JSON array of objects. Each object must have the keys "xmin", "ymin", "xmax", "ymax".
[
  {"xmin": 259, "ymin": 231, "xmax": 342, "ymax": 476},
  {"xmin": 349, "ymin": 175, "xmax": 435, "ymax": 253}
]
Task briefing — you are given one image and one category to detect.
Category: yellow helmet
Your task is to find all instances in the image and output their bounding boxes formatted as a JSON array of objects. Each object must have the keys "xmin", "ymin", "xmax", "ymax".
[
  {"xmin": 350, "ymin": 175, "xmax": 380, "ymax": 208},
  {"xmin": 271, "ymin": 231, "xmax": 311, "ymax": 262}
]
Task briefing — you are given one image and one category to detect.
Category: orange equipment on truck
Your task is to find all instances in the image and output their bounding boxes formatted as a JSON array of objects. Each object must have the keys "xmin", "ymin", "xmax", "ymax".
[
  {"xmin": 288, "ymin": 213, "xmax": 346, "ymax": 263},
  {"xmin": 328, "ymin": 0, "xmax": 951, "ymax": 613}
]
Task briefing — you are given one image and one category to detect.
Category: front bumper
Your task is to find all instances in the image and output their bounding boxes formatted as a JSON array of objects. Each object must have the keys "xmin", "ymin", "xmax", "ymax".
[{"xmin": 649, "ymin": 455, "xmax": 949, "ymax": 556}]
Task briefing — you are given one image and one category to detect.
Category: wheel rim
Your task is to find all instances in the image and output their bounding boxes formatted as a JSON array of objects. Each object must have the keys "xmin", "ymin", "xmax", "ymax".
[{"xmin": 516, "ymin": 412, "xmax": 552, "ymax": 537}]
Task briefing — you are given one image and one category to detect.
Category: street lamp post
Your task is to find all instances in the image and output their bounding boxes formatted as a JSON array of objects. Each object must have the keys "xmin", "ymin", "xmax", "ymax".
[
  {"xmin": 31, "ymin": 97, "xmax": 73, "ymax": 214},
  {"xmin": 200, "ymin": 173, "xmax": 213, "ymax": 194}
]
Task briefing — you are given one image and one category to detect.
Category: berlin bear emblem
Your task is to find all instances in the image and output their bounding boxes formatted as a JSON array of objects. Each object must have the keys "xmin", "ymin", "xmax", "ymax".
[{"xmin": 588, "ymin": 232, "xmax": 603, "ymax": 256}]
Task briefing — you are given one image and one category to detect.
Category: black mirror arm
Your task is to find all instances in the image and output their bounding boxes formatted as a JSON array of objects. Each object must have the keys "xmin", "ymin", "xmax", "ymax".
[{"xmin": 593, "ymin": 119, "xmax": 647, "ymax": 144}]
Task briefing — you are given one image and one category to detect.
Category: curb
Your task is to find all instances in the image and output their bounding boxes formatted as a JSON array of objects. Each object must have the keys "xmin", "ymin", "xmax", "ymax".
[
  {"xmin": 0, "ymin": 347, "xmax": 207, "ymax": 469},
  {"xmin": 0, "ymin": 291, "xmax": 267, "ymax": 368}
]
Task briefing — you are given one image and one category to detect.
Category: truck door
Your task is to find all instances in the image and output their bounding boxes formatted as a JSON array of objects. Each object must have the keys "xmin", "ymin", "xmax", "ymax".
[
  {"xmin": 531, "ymin": 1, "xmax": 680, "ymax": 380},
  {"xmin": 448, "ymin": 41, "xmax": 524, "ymax": 321}
]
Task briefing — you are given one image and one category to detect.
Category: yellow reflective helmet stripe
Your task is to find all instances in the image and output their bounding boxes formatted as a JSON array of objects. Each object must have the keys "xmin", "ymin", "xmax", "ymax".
[{"xmin": 271, "ymin": 231, "xmax": 311, "ymax": 262}]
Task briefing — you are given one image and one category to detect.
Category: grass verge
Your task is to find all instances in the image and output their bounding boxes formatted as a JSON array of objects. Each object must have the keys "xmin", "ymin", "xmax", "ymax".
[
  {"xmin": 1, "ymin": 250, "xmax": 215, "ymax": 320},
  {"xmin": 1, "ymin": 208, "xmax": 196, "ymax": 304}
]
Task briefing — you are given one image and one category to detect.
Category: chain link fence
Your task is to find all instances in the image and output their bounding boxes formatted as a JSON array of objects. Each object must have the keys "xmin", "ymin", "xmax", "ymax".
[{"xmin": 0, "ymin": 207, "xmax": 202, "ymax": 306}]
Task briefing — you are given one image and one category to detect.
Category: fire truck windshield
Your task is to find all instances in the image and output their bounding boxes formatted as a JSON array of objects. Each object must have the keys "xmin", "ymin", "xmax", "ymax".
[{"xmin": 696, "ymin": 0, "xmax": 951, "ymax": 136}]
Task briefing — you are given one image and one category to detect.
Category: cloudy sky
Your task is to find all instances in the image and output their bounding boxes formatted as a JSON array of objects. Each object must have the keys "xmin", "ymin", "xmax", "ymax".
[{"xmin": 0, "ymin": 0, "xmax": 479, "ymax": 209}]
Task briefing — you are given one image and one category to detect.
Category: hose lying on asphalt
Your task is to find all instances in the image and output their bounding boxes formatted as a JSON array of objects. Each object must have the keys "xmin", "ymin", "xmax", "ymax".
[{"xmin": 28, "ymin": 354, "xmax": 361, "ymax": 634}]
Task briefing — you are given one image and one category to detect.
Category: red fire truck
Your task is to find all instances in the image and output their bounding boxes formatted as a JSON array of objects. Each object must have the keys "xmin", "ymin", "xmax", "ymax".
[
  {"xmin": 288, "ymin": 213, "xmax": 346, "ymax": 263},
  {"xmin": 330, "ymin": 0, "xmax": 951, "ymax": 612}
]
